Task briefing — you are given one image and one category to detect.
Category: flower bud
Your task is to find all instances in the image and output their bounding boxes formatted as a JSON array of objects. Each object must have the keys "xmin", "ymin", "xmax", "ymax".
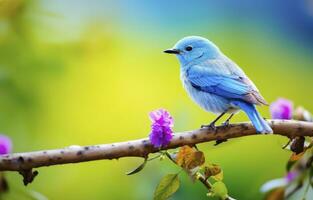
[{"xmin": 293, "ymin": 106, "xmax": 312, "ymax": 122}]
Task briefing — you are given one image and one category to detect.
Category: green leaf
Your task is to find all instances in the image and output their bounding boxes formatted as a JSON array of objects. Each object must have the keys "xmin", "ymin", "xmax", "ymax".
[
  {"xmin": 154, "ymin": 174, "xmax": 180, "ymax": 200},
  {"xmin": 211, "ymin": 181, "xmax": 228, "ymax": 200},
  {"xmin": 126, "ymin": 158, "xmax": 147, "ymax": 175}
]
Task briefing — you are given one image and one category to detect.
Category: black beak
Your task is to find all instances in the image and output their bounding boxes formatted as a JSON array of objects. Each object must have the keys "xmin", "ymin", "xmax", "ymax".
[{"xmin": 163, "ymin": 48, "xmax": 180, "ymax": 54}]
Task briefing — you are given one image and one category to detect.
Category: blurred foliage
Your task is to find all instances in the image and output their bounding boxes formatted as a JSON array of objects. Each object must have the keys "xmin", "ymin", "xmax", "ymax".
[
  {"xmin": 262, "ymin": 106, "xmax": 313, "ymax": 200},
  {"xmin": 0, "ymin": 0, "xmax": 312, "ymax": 199},
  {"xmin": 263, "ymin": 140, "xmax": 313, "ymax": 200}
]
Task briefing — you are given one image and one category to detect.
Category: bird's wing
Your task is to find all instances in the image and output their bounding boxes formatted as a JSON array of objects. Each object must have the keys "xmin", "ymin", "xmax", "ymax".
[{"xmin": 186, "ymin": 65, "xmax": 268, "ymax": 105}]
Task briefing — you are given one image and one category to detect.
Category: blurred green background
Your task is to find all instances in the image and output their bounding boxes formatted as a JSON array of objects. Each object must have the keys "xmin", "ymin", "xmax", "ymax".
[{"xmin": 1, "ymin": 0, "xmax": 313, "ymax": 199}]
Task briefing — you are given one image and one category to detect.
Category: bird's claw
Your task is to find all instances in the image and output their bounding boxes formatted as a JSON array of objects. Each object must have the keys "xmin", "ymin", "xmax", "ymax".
[
  {"xmin": 221, "ymin": 121, "xmax": 230, "ymax": 127},
  {"xmin": 201, "ymin": 123, "xmax": 216, "ymax": 130}
]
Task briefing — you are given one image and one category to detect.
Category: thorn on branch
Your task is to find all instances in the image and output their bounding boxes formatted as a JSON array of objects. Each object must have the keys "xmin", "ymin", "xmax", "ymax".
[
  {"xmin": 18, "ymin": 169, "xmax": 38, "ymax": 186},
  {"xmin": 214, "ymin": 139, "xmax": 228, "ymax": 146}
]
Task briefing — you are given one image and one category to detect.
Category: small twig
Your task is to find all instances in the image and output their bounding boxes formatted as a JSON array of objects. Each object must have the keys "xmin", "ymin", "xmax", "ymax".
[
  {"xmin": 147, "ymin": 154, "xmax": 162, "ymax": 161},
  {"xmin": 198, "ymin": 174, "xmax": 212, "ymax": 190},
  {"xmin": 165, "ymin": 151, "xmax": 178, "ymax": 166}
]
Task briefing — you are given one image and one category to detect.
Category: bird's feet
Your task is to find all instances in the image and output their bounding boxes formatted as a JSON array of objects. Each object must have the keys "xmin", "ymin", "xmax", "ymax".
[
  {"xmin": 221, "ymin": 114, "xmax": 234, "ymax": 127},
  {"xmin": 221, "ymin": 120, "xmax": 230, "ymax": 127},
  {"xmin": 201, "ymin": 122, "xmax": 216, "ymax": 130}
]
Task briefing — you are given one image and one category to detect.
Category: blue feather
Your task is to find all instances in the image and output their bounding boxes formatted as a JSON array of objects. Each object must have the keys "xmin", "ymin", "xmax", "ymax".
[
  {"xmin": 187, "ymin": 66, "xmax": 250, "ymax": 100},
  {"xmin": 231, "ymin": 100, "xmax": 273, "ymax": 134}
]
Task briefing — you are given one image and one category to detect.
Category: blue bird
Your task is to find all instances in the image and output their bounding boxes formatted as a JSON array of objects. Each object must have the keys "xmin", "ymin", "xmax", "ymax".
[{"xmin": 164, "ymin": 36, "xmax": 273, "ymax": 134}]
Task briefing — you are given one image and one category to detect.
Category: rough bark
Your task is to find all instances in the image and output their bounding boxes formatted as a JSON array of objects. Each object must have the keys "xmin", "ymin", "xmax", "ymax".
[{"xmin": 0, "ymin": 120, "xmax": 312, "ymax": 172}]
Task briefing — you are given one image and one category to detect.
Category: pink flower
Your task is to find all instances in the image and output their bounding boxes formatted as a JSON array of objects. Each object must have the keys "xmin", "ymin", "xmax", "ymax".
[
  {"xmin": 270, "ymin": 98, "xmax": 293, "ymax": 120},
  {"xmin": 0, "ymin": 134, "xmax": 12, "ymax": 155},
  {"xmin": 149, "ymin": 109, "xmax": 174, "ymax": 148},
  {"xmin": 285, "ymin": 171, "xmax": 298, "ymax": 183}
]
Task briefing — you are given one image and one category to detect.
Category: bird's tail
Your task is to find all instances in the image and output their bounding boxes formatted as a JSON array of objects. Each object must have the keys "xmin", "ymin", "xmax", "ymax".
[{"xmin": 232, "ymin": 100, "xmax": 273, "ymax": 134}]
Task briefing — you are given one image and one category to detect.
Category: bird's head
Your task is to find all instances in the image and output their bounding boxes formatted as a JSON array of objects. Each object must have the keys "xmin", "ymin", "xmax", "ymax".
[{"xmin": 164, "ymin": 36, "xmax": 220, "ymax": 66}]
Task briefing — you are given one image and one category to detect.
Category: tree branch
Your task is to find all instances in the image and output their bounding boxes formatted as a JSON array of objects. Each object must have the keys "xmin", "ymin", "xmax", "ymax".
[{"xmin": 0, "ymin": 120, "xmax": 312, "ymax": 174}]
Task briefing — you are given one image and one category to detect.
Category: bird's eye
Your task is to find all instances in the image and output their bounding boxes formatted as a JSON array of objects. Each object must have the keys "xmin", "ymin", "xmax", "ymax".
[{"xmin": 185, "ymin": 46, "xmax": 193, "ymax": 51}]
